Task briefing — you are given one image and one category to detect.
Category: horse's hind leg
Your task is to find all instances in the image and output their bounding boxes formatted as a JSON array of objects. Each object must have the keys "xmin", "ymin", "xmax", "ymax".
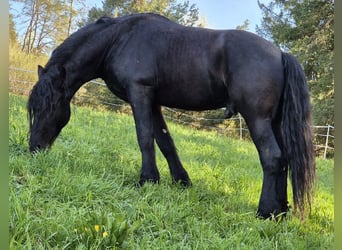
[
  {"xmin": 272, "ymin": 118, "xmax": 289, "ymax": 215},
  {"xmin": 152, "ymin": 105, "xmax": 191, "ymax": 186},
  {"xmin": 247, "ymin": 117, "xmax": 288, "ymax": 219}
]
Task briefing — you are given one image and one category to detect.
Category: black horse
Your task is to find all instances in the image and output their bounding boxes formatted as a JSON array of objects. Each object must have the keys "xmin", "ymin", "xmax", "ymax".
[{"xmin": 27, "ymin": 13, "xmax": 315, "ymax": 219}]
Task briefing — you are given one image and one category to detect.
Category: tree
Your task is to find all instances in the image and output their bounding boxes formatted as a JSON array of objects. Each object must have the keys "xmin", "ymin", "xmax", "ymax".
[
  {"xmin": 19, "ymin": 0, "xmax": 62, "ymax": 53},
  {"xmin": 81, "ymin": 0, "xmax": 200, "ymax": 27},
  {"xmin": 10, "ymin": 0, "xmax": 85, "ymax": 54},
  {"xmin": 236, "ymin": 19, "xmax": 250, "ymax": 30},
  {"xmin": 9, "ymin": 13, "xmax": 18, "ymax": 45},
  {"xmin": 257, "ymin": 0, "xmax": 334, "ymax": 126}
]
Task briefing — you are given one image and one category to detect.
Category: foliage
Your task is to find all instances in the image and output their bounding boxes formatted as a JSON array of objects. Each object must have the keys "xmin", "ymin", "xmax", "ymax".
[
  {"xmin": 9, "ymin": 94, "xmax": 333, "ymax": 249},
  {"xmin": 257, "ymin": 0, "xmax": 334, "ymax": 126},
  {"xmin": 9, "ymin": 13, "xmax": 18, "ymax": 45},
  {"xmin": 82, "ymin": 0, "xmax": 200, "ymax": 27},
  {"xmin": 10, "ymin": 0, "xmax": 85, "ymax": 54},
  {"xmin": 236, "ymin": 19, "xmax": 250, "ymax": 30}
]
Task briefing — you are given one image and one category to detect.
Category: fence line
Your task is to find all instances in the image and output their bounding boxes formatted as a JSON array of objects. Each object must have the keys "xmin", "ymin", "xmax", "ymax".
[{"xmin": 9, "ymin": 67, "xmax": 334, "ymax": 158}]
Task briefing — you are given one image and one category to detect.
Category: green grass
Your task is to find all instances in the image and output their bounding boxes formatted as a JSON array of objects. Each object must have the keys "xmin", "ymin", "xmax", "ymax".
[{"xmin": 9, "ymin": 94, "xmax": 333, "ymax": 249}]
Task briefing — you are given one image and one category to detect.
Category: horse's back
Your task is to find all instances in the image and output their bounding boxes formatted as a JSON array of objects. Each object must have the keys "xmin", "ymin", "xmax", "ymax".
[{"xmin": 104, "ymin": 14, "xmax": 284, "ymax": 114}]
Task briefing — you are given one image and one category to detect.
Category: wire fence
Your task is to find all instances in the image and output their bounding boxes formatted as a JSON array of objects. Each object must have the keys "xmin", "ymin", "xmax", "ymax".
[{"xmin": 9, "ymin": 67, "xmax": 334, "ymax": 158}]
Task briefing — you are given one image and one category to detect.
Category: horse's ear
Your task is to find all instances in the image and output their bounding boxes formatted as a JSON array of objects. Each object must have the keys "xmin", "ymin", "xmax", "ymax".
[{"xmin": 38, "ymin": 65, "xmax": 45, "ymax": 77}]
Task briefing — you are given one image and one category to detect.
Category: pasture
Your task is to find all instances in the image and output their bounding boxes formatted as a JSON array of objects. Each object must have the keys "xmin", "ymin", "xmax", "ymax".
[{"xmin": 9, "ymin": 94, "xmax": 333, "ymax": 249}]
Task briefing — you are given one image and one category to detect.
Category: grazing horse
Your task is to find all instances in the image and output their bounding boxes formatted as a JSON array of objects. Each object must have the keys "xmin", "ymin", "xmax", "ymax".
[{"xmin": 27, "ymin": 13, "xmax": 315, "ymax": 219}]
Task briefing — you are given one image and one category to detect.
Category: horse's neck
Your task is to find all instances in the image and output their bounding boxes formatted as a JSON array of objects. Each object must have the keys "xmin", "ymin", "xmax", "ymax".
[
  {"xmin": 64, "ymin": 50, "xmax": 106, "ymax": 100},
  {"xmin": 65, "ymin": 70, "xmax": 95, "ymax": 100},
  {"xmin": 61, "ymin": 30, "xmax": 117, "ymax": 100}
]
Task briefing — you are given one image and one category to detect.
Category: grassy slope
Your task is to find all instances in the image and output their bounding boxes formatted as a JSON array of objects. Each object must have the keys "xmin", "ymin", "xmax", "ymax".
[{"xmin": 9, "ymin": 94, "xmax": 333, "ymax": 249}]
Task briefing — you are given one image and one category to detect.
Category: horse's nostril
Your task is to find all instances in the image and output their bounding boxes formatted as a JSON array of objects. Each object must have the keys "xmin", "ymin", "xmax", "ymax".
[{"xmin": 29, "ymin": 143, "xmax": 42, "ymax": 153}]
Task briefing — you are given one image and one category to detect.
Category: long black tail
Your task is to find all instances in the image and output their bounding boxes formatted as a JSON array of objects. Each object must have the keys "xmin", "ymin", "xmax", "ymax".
[{"xmin": 281, "ymin": 52, "xmax": 316, "ymax": 216}]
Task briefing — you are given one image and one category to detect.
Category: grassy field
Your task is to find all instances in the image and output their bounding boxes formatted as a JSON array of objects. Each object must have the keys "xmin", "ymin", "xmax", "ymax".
[{"xmin": 9, "ymin": 94, "xmax": 333, "ymax": 249}]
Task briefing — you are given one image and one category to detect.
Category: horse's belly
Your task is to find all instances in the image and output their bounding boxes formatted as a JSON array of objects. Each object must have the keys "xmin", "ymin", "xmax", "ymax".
[{"xmin": 156, "ymin": 83, "xmax": 228, "ymax": 110}]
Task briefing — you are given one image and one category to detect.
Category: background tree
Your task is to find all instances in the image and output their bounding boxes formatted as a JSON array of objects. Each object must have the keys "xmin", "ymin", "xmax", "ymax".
[
  {"xmin": 236, "ymin": 19, "xmax": 250, "ymax": 30},
  {"xmin": 9, "ymin": 13, "xmax": 18, "ymax": 45},
  {"xmin": 10, "ymin": 0, "xmax": 84, "ymax": 54},
  {"xmin": 19, "ymin": 0, "xmax": 66, "ymax": 53},
  {"xmin": 257, "ymin": 0, "xmax": 334, "ymax": 126}
]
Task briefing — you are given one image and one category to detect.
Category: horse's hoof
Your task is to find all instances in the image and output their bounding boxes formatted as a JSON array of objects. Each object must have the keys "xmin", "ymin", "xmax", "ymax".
[
  {"xmin": 173, "ymin": 178, "xmax": 192, "ymax": 187},
  {"xmin": 256, "ymin": 209, "xmax": 288, "ymax": 221},
  {"xmin": 137, "ymin": 178, "xmax": 160, "ymax": 187}
]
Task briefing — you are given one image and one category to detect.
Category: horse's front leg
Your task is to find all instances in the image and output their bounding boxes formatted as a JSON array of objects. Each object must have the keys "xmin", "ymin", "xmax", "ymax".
[{"xmin": 128, "ymin": 85, "xmax": 159, "ymax": 185}]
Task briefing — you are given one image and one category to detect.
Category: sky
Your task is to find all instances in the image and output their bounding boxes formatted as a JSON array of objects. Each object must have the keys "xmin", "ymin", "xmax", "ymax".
[{"xmin": 187, "ymin": 0, "xmax": 272, "ymax": 32}]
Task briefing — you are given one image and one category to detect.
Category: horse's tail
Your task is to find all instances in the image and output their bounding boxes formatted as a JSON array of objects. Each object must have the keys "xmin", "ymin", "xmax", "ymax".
[{"xmin": 281, "ymin": 52, "xmax": 316, "ymax": 217}]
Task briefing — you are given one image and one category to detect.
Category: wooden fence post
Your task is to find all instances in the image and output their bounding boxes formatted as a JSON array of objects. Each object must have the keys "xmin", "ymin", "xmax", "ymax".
[
  {"xmin": 324, "ymin": 125, "xmax": 331, "ymax": 159},
  {"xmin": 238, "ymin": 114, "xmax": 243, "ymax": 140}
]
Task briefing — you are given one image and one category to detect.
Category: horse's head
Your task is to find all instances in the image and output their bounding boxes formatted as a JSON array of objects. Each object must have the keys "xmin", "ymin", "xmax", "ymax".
[{"xmin": 27, "ymin": 65, "xmax": 71, "ymax": 152}]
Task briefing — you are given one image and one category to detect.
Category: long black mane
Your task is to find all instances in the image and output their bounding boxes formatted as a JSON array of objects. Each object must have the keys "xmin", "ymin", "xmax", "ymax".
[
  {"xmin": 28, "ymin": 15, "xmax": 119, "ymax": 129},
  {"xmin": 27, "ymin": 65, "xmax": 63, "ymax": 132},
  {"xmin": 45, "ymin": 16, "xmax": 117, "ymax": 68}
]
